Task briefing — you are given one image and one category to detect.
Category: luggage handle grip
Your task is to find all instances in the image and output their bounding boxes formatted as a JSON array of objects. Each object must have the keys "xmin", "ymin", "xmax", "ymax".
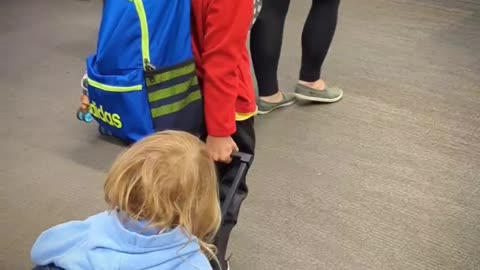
[
  {"xmin": 230, "ymin": 151, "xmax": 253, "ymax": 166},
  {"xmin": 221, "ymin": 152, "xmax": 253, "ymax": 219}
]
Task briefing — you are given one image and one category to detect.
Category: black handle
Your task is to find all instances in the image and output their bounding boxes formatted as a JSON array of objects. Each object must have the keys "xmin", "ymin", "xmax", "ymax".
[
  {"xmin": 230, "ymin": 151, "xmax": 254, "ymax": 165},
  {"xmin": 221, "ymin": 152, "xmax": 253, "ymax": 219}
]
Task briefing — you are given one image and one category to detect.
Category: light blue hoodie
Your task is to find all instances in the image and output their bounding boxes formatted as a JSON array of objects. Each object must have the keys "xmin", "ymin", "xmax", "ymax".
[{"xmin": 31, "ymin": 211, "xmax": 212, "ymax": 270}]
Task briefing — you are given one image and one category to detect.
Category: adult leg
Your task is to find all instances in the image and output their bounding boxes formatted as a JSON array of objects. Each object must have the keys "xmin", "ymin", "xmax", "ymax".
[
  {"xmin": 214, "ymin": 118, "xmax": 255, "ymax": 270},
  {"xmin": 295, "ymin": 0, "xmax": 343, "ymax": 102},
  {"xmin": 250, "ymin": 0, "xmax": 290, "ymax": 98},
  {"xmin": 300, "ymin": 0, "xmax": 340, "ymax": 83}
]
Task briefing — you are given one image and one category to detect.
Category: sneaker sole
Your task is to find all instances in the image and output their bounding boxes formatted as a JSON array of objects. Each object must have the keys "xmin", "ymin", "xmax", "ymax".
[
  {"xmin": 294, "ymin": 92, "xmax": 343, "ymax": 103},
  {"xmin": 257, "ymin": 99, "xmax": 296, "ymax": 115}
]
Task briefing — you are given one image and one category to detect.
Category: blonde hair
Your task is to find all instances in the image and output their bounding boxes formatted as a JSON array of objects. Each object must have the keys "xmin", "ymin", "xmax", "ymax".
[{"xmin": 104, "ymin": 131, "xmax": 221, "ymax": 259}]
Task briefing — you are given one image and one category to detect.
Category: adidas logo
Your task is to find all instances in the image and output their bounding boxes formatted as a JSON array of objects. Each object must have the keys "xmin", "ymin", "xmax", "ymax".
[{"xmin": 89, "ymin": 102, "xmax": 122, "ymax": 129}]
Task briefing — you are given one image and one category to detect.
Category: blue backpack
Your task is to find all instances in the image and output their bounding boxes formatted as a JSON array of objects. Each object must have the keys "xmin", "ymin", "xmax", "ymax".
[{"xmin": 81, "ymin": 0, "xmax": 203, "ymax": 143}]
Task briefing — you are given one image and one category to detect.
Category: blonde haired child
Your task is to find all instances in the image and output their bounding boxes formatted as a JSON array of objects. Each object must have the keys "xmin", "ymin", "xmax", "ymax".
[{"xmin": 31, "ymin": 131, "xmax": 221, "ymax": 270}]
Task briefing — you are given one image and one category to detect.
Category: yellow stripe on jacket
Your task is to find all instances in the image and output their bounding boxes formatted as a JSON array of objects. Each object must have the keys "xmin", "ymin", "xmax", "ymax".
[{"xmin": 235, "ymin": 107, "xmax": 258, "ymax": 121}]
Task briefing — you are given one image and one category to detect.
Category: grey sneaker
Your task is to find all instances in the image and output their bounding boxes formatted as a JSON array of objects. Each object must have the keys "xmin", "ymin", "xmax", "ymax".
[
  {"xmin": 294, "ymin": 83, "xmax": 343, "ymax": 102},
  {"xmin": 257, "ymin": 92, "xmax": 296, "ymax": 115}
]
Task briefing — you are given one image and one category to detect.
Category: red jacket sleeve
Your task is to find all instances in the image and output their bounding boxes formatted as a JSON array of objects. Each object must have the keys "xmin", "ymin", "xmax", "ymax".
[{"xmin": 201, "ymin": 0, "xmax": 253, "ymax": 137}]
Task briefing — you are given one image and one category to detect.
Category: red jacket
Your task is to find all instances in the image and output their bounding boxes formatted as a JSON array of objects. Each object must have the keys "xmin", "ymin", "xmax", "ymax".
[{"xmin": 191, "ymin": 0, "xmax": 257, "ymax": 137}]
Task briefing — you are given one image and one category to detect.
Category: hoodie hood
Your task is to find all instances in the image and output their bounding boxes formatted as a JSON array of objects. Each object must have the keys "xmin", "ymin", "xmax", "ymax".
[
  {"xmin": 31, "ymin": 211, "xmax": 211, "ymax": 270},
  {"xmin": 87, "ymin": 211, "xmax": 203, "ymax": 270}
]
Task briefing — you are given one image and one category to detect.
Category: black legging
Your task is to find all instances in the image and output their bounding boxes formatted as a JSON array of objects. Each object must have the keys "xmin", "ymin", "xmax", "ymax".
[{"xmin": 250, "ymin": 0, "xmax": 340, "ymax": 97}]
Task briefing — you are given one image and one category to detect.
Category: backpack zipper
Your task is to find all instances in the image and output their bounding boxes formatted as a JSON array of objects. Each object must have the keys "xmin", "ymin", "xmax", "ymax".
[{"xmin": 132, "ymin": 0, "xmax": 156, "ymax": 71}]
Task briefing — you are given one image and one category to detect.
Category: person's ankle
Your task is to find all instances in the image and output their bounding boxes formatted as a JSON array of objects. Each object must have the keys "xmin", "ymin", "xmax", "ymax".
[
  {"xmin": 259, "ymin": 91, "xmax": 283, "ymax": 103},
  {"xmin": 298, "ymin": 79, "xmax": 326, "ymax": 91}
]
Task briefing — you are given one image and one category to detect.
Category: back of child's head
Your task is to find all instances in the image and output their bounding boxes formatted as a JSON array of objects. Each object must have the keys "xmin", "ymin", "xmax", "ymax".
[{"xmin": 104, "ymin": 131, "xmax": 220, "ymax": 258}]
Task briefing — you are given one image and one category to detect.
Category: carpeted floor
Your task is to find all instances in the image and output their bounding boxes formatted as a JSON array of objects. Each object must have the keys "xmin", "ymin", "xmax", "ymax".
[{"xmin": 1, "ymin": 0, "xmax": 479, "ymax": 269}]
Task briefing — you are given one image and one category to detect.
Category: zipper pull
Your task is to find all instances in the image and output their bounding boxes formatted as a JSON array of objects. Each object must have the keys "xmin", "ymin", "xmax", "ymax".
[
  {"xmin": 145, "ymin": 59, "xmax": 156, "ymax": 71},
  {"xmin": 144, "ymin": 59, "xmax": 156, "ymax": 83}
]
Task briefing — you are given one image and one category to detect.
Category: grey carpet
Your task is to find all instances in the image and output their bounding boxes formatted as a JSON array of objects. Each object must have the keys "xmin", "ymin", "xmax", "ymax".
[{"xmin": 1, "ymin": 0, "xmax": 479, "ymax": 269}]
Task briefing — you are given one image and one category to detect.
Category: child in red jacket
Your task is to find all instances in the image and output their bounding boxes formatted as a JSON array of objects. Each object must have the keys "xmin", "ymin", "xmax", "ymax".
[{"xmin": 191, "ymin": 0, "xmax": 257, "ymax": 269}]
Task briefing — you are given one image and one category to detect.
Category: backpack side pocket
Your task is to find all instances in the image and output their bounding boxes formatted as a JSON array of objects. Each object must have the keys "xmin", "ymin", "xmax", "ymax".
[{"xmin": 87, "ymin": 56, "xmax": 154, "ymax": 143}]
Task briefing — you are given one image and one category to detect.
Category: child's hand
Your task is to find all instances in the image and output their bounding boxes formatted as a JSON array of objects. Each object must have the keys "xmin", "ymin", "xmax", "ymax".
[{"xmin": 206, "ymin": 136, "xmax": 239, "ymax": 163}]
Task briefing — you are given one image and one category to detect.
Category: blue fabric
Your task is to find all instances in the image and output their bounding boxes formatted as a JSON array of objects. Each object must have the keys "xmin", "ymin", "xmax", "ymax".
[
  {"xmin": 31, "ymin": 211, "xmax": 212, "ymax": 270},
  {"xmin": 95, "ymin": 1, "xmax": 143, "ymax": 74},
  {"xmin": 144, "ymin": 0, "xmax": 194, "ymax": 69},
  {"xmin": 87, "ymin": 0, "xmax": 201, "ymax": 143}
]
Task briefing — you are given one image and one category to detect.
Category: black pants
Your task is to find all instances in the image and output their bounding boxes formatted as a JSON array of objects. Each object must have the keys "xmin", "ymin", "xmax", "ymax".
[
  {"xmin": 212, "ymin": 118, "xmax": 255, "ymax": 269},
  {"xmin": 250, "ymin": 0, "xmax": 340, "ymax": 97}
]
